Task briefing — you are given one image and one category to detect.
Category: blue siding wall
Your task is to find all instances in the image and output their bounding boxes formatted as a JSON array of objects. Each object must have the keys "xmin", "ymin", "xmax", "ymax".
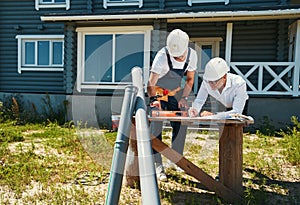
[
  {"xmin": 0, "ymin": 0, "xmax": 297, "ymax": 95},
  {"xmin": 180, "ymin": 20, "xmax": 289, "ymax": 62},
  {"xmin": 0, "ymin": 0, "xmax": 65, "ymax": 94},
  {"xmin": 169, "ymin": 20, "xmax": 289, "ymax": 62},
  {"xmin": 232, "ymin": 21, "xmax": 286, "ymax": 62}
]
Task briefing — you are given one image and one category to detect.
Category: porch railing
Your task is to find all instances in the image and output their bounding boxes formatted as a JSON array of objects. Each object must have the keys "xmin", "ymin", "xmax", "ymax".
[{"xmin": 230, "ymin": 62, "xmax": 300, "ymax": 97}]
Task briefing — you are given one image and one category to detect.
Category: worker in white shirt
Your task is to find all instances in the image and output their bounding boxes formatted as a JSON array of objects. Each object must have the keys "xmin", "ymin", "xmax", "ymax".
[
  {"xmin": 189, "ymin": 57, "xmax": 248, "ymax": 117},
  {"xmin": 148, "ymin": 29, "xmax": 197, "ymax": 182}
]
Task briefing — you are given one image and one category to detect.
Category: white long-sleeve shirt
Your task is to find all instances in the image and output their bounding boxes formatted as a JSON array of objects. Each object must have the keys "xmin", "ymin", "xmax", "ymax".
[{"xmin": 192, "ymin": 73, "xmax": 249, "ymax": 114}]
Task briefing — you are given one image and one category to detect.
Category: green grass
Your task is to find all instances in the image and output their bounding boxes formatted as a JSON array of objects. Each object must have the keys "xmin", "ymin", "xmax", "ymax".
[
  {"xmin": 0, "ymin": 118, "xmax": 299, "ymax": 204},
  {"xmin": 278, "ymin": 116, "xmax": 300, "ymax": 166},
  {"xmin": 0, "ymin": 121, "xmax": 111, "ymax": 203},
  {"xmin": 241, "ymin": 116, "xmax": 300, "ymax": 205}
]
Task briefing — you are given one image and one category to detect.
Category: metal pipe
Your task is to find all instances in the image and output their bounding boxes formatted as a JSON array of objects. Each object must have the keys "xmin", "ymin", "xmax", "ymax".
[
  {"xmin": 105, "ymin": 85, "xmax": 138, "ymax": 205},
  {"xmin": 132, "ymin": 66, "xmax": 161, "ymax": 205}
]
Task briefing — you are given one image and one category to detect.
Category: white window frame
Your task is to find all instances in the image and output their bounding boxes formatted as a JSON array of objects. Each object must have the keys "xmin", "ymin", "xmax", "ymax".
[
  {"xmin": 192, "ymin": 37, "xmax": 222, "ymax": 74},
  {"xmin": 188, "ymin": 0, "xmax": 229, "ymax": 6},
  {"xmin": 16, "ymin": 35, "xmax": 64, "ymax": 74},
  {"xmin": 288, "ymin": 20, "xmax": 300, "ymax": 95},
  {"xmin": 35, "ymin": 0, "xmax": 70, "ymax": 10},
  {"xmin": 103, "ymin": 0, "xmax": 143, "ymax": 9},
  {"xmin": 191, "ymin": 37, "xmax": 223, "ymax": 94},
  {"xmin": 76, "ymin": 26, "xmax": 152, "ymax": 91}
]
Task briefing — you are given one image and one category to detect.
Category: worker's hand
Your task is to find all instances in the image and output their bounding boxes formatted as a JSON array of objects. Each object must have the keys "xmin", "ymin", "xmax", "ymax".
[
  {"xmin": 150, "ymin": 100, "xmax": 161, "ymax": 109},
  {"xmin": 188, "ymin": 108, "xmax": 198, "ymax": 117},
  {"xmin": 200, "ymin": 111, "xmax": 214, "ymax": 117},
  {"xmin": 149, "ymin": 96, "xmax": 161, "ymax": 109},
  {"xmin": 178, "ymin": 98, "xmax": 188, "ymax": 109}
]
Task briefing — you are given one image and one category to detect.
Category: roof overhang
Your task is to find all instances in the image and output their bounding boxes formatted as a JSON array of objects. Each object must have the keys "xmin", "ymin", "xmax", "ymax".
[{"xmin": 41, "ymin": 8, "xmax": 300, "ymax": 23}]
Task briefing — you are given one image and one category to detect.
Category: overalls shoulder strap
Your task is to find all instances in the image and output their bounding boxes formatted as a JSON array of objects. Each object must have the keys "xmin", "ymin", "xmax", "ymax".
[
  {"xmin": 183, "ymin": 47, "xmax": 191, "ymax": 71},
  {"xmin": 165, "ymin": 47, "xmax": 173, "ymax": 70},
  {"xmin": 164, "ymin": 47, "xmax": 191, "ymax": 71}
]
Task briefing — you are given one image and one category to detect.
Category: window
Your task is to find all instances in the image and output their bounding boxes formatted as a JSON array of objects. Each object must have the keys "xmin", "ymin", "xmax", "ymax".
[
  {"xmin": 76, "ymin": 26, "xmax": 152, "ymax": 91},
  {"xmin": 190, "ymin": 37, "xmax": 223, "ymax": 93},
  {"xmin": 188, "ymin": 0, "xmax": 229, "ymax": 6},
  {"xmin": 35, "ymin": 0, "xmax": 70, "ymax": 10},
  {"xmin": 103, "ymin": 0, "xmax": 143, "ymax": 9},
  {"xmin": 16, "ymin": 35, "xmax": 64, "ymax": 73}
]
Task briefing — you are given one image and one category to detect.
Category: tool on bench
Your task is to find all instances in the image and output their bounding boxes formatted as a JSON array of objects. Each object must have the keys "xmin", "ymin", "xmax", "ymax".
[
  {"xmin": 154, "ymin": 86, "xmax": 181, "ymax": 102},
  {"xmin": 151, "ymin": 110, "xmax": 188, "ymax": 117}
]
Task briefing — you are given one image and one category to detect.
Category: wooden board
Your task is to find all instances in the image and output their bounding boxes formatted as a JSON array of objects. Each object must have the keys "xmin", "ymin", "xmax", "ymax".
[
  {"xmin": 219, "ymin": 124, "xmax": 243, "ymax": 196},
  {"xmin": 151, "ymin": 136, "xmax": 243, "ymax": 203},
  {"xmin": 150, "ymin": 110, "xmax": 188, "ymax": 117},
  {"xmin": 148, "ymin": 116, "xmax": 254, "ymax": 125}
]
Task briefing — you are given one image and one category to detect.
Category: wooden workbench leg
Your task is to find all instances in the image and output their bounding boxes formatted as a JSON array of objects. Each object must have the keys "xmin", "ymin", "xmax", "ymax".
[
  {"xmin": 124, "ymin": 124, "xmax": 140, "ymax": 188},
  {"xmin": 219, "ymin": 124, "xmax": 243, "ymax": 197}
]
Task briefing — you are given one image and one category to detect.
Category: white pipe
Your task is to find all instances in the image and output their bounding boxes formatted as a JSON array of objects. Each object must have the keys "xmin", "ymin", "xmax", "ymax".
[
  {"xmin": 41, "ymin": 8, "xmax": 300, "ymax": 22},
  {"xmin": 131, "ymin": 66, "xmax": 161, "ymax": 205}
]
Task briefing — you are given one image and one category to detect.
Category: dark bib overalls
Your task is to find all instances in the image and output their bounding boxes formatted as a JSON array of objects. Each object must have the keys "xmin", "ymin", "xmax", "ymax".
[{"xmin": 151, "ymin": 47, "xmax": 191, "ymax": 167}]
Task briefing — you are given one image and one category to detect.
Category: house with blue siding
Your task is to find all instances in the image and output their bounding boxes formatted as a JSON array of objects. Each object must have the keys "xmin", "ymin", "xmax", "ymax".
[{"xmin": 0, "ymin": 0, "xmax": 300, "ymax": 129}]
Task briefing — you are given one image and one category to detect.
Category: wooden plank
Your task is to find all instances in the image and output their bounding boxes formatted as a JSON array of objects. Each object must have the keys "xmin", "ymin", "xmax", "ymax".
[
  {"xmin": 219, "ymin": 124, "xmax": 243, "ymax": 196},
  {"xmin": 148, "ymin": 116, "xmax": 254, "ymax": 125},
  {"xmin": 151, "ymin": 136, "xmax": 243, "ymax": 203},
  {"xmin": 124, "ymin": 125, "xmax": 140, "ymax": 188}
]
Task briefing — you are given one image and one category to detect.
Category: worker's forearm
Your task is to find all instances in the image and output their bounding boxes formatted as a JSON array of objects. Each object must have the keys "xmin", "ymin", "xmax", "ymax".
[
  {"xmin": 182, "ymin": 80, "xmax": 194, "ymax": 97},
  {"xmin": 147, "ymin": 72, "xmax": 159, "ymax": 97},
  {"xmin": 147, "ymin": 84, "xmax": 157, "ymax": 97}
]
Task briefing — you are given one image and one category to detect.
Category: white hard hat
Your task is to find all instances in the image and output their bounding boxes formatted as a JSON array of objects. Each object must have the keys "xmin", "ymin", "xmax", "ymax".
[
  {"xmin": 203, "ymin": 57, "xmax": 230, "ymax": 81},
  {"xmin": 166, "ymin": 29, "xmax": 189, "ymax": 57}
]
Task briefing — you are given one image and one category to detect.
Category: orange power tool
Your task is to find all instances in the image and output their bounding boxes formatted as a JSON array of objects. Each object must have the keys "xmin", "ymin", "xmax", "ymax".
[{"xmin": 151, "ymin": 110, "xmax": 188, "ymax": 117}]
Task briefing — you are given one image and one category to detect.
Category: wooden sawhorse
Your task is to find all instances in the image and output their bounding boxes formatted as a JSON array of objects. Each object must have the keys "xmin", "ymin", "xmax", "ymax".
[{"xmin": 125, "ymin": 117, "xmax": 253, "ymax": 203}]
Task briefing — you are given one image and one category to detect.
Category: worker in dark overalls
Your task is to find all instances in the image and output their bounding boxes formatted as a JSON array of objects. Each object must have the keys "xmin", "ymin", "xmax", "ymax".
[{"xmin": 147, "ymin": 29, "xmax": 198, "ymax": 181}]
